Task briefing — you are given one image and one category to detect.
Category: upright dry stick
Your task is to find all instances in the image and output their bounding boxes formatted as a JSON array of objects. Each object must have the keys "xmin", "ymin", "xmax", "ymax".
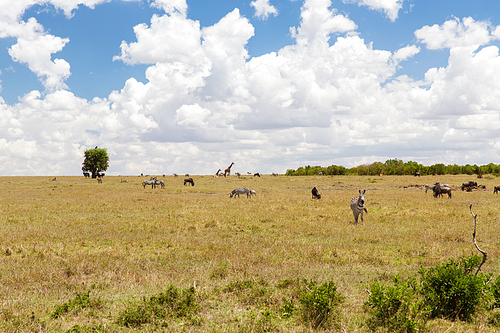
[{"xmin": 469, "ymin": 204, "xmax": 487, "ymax": 276}]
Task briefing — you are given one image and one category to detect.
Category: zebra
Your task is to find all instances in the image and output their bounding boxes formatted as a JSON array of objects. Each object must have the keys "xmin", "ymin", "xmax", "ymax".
[
  {"xmin": 230, "ymin": 187, "xmax": 252, "ymax": 198},
  {"xmin": 155, "ymin": 179, "xmax": 165, "ymax": 189},
  {"xmin": 142, "ymin": 180, "xmax": 156, "ymax": 188},
  {"xmin": 350, "ymin": 190, "xmax": 367, "ymax": 224}
]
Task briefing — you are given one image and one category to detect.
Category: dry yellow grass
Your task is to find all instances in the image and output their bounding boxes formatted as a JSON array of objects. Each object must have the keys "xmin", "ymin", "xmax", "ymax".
[{"xmin": 0, "ymin": 174, "xmax": 499, "ymax": 332}]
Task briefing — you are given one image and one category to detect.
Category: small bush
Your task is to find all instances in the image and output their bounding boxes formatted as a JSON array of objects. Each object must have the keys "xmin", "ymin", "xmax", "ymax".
[
  {"xmin": 116, "ymin": 285, "xmax": 200, "ymax": 328},
  {"xmin": 419, "ymin": 254, "xmax": 489, "ymax": 322},
  {"xmin": 298, "ymin": 279, "xmax": 343, "ymax": 329},
  {"xmin": 51, "ymin": 291, "xmax": 103, "ymax": 319},
  {"xmin": 489, "ymin": 275, "xmax": 500, "ymax": 309},
  {"xmin": 365, "ymin": 276, "xmax": 428, "ymax": 333},
  {"xmin": 279, "ymin": 298, "xmax": 295, "ymax": 319}
]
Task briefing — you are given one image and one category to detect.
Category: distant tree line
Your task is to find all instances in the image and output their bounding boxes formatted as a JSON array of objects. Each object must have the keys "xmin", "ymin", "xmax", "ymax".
[{"xmin": 285, "ymin": 159, "xmax": 500, "ymax": 177}]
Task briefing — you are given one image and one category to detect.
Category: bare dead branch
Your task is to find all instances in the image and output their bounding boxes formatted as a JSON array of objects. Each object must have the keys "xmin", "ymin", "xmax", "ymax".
[{"xmin": 469, "ymin": 204, "xmax": 487, "ymax": 276}]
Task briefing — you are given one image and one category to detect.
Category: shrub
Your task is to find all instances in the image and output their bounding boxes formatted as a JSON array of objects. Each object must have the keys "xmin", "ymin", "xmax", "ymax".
[
  {"xmin": 489, "ymin": 275, "xmax": 500, "ymax": 310},
  {"xmin": 365, "ymin": 276, "xmax": 428, "ymax": 333},
  {"xmin": 116, "ymin": 285, "xmax": 200, "ymax": 328},
  {"xmin": 419, "ymin": 254, "xmax": 489, "ymax": 322},
  {"xmin": 298, "ymin": 279, "xmax": 343, "ymax": 329},
  {"xmin": 51, "ymin": 291, "xmax": 103, "ymax": 319}
]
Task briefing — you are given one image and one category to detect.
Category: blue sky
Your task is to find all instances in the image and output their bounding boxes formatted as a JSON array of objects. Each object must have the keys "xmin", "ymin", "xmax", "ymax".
[{"xmin": 0, "ymin": 0, "xmax": 500, "ymax": 175}]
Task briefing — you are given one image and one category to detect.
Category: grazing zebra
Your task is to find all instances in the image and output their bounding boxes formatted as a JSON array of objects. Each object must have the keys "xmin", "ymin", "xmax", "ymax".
[
  {"xmin": 311, "ymin": 187, "xmax": 321, "ymax": 199},
  {"xmin": 249, "ymin": 189, "xmax": 257, "ymax": 196},
  {"xmin": 173, "ymin": 173, "xmax": 179, "ymax": 178},
  {"xmin": 272, "ymin": 173, "xmax": 279, "ymax": 176},
  {"xmin": 350, "ymin": 190, "xmax": 367, "ymax": 225},
  {"xmin": 494, "ymin": 186, "xmax": 500, "ymax": 194},
  {"xmin": 155, "ymin": 179, "xmax": 165, "ymax": 189},
  {"xmin": 235, "ymin": 172, "xmax": 241, "ymax": 178},
  {"xmin": 184, "ymin": 178, "xmax": 195, "ymax": 186},
  {"xmin": 142, "ymin": 180, "xmax": 155, "ymax": 188},
  {"xmin": 230, "ymin": 187, "xmax": 252, "ymax": 198}
]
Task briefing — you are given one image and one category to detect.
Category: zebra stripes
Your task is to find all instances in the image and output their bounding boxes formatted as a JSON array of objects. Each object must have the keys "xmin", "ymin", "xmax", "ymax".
[
  {"xmin": 350, "ymin": 190, "xmax": 367, "ymax": 224},
  {"xmin": 230, "ymin": 187, "xmax": 256, "ymax": 198}
]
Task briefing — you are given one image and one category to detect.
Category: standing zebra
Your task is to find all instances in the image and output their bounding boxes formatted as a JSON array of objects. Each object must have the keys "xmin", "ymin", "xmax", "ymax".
[{"xmin": 350, "ymin": 190, "xmax": 367, "ymax": 224}]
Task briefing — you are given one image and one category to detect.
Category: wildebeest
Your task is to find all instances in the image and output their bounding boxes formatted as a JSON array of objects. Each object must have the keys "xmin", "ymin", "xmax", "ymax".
[
  {"xmin": 433, "ymin": 183, "xmax": 451, "ymax": 198},
  {"xmin": 462, "ymin": 181, "xmax": 478, "ymax": 191},
  {"xmin": 230, "ymin": 187, "xmax": 253, "ymax": 198},
  {"xmin": 494, "ymin": 185, "xmax": 500, "ymax": 194},
  {"xmin": 184, "ymin": 178, "xmax": 195, "ymax": 186},
  {"xmin": 414, "ymin": 172, "xmax": 420, "ymax": 177},
  {"xmin": 83, "ymin": 172, "xmax": 90, "ymax": 178},
  {"xmin": 254, "ymin": 173, "xmax": 260, "ymax": 177},
  {"xmin": 350, "ymin": 190, "xmax": 367, "ymax": 224},
  {"xmin": 311, "ymin": 187, "xmax": 321, "ymax": 199},
  {"xmin": 425, "ymin": 183, "xmax": 449, "ymax": 194},
  {"xmin": 97, "ymin": 176, "xmax": 102, "ymax": 184}
]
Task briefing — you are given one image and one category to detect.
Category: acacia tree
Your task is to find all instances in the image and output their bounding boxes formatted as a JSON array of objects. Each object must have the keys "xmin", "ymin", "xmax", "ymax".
[{"xmin": 82, "ymin": 147, "xmax": 109, "ymax": 178}]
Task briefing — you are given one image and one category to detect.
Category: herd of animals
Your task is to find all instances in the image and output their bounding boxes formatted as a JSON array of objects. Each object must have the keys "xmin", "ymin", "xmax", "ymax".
[{"xmin": 88, "ymin": 163, "xmax": 500, "ymax": 225}]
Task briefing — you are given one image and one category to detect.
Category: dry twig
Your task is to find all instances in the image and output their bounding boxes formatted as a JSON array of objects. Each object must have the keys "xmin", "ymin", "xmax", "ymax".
[{"xmin": 469, "ymin": 204, "xmax": 487, "ymax": 276}]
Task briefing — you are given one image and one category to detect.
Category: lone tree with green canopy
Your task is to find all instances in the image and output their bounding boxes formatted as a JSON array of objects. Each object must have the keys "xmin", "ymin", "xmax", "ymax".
[{"xmin": 82, "ymin": 146, "xmax": 109, "ymax": 178}]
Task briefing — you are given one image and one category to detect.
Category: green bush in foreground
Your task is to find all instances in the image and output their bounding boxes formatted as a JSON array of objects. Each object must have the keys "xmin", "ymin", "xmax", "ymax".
[
  {"xmin": 51, "ymin": 291, "xmax": 103, "ymax": 319},
  {"xmin": 366, "ymin": 254, "xmax": 493, "ymax": 332},
  {"xmin": 299, "ymin": 279, "xmax": 344, "ymax": 329},
  {"xmin": 116, "ymin": 285, "xmax": 200, "ymax": 328},
  {"xmin": 419, "ymin": 254, "xmax": 489, "ymax": 322},
  {"xmin": 365, "ymin": 276, "xmax": 429, "ymax": 333}
]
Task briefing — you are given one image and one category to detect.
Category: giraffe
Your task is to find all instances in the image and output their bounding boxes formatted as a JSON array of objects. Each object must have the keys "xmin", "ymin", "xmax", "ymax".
[
  {"xmin": 224, "ymin": 162, "xmax": 234, "ymax": 177},
  {"xmin": 214, "ymin": 169, "xmax": 222, "ymax": 177}
]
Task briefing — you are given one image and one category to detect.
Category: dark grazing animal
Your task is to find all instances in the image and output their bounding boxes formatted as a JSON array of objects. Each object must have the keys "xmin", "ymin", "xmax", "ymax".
[
  {"xmin": 461, "ymin": 181, "xmax": 478, "ymax": 191},
  {"xmin": 350, "ymin": 190, "xmax": 367, "ymax": 224},
  {"xmin": 184, "ymin": 178, "xmax": 194, "ymax": 186},
  {"xmin": 254, "ymin": 173, "xmax": 260, "ymax": 177},
  {"xmin": 311, "ymin": 187, "xmax": 321, "ymax": 199},
  {"xmin": 433, "ymin": 183, "xmax": 451, "ymax": 198},
  {"xmin": 494, "ymin": 186, "xmax": 500, "ymax": 194}
]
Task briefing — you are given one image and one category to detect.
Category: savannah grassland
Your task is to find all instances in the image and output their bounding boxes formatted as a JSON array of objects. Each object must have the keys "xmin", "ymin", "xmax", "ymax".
[{"xmin": 1, "ymin": 174, "xmax": 500, "ymax": 332}]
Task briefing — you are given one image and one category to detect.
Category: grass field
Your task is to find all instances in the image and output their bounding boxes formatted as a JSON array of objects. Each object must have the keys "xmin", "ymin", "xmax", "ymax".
[{"xmin": 1, "ymin": 174, "xmax": 499, "ymax": 332}]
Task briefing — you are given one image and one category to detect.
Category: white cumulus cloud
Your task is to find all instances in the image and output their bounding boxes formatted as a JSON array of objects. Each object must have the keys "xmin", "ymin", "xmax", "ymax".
[{"xmin": 250, "ymin": 0, "xmax": 278, "ymax": 20}]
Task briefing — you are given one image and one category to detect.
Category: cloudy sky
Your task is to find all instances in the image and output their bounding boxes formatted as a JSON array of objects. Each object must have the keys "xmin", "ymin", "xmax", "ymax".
[{"xmin": 0, "ymin": 0, "xmax": 500, "ymax": 176}]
